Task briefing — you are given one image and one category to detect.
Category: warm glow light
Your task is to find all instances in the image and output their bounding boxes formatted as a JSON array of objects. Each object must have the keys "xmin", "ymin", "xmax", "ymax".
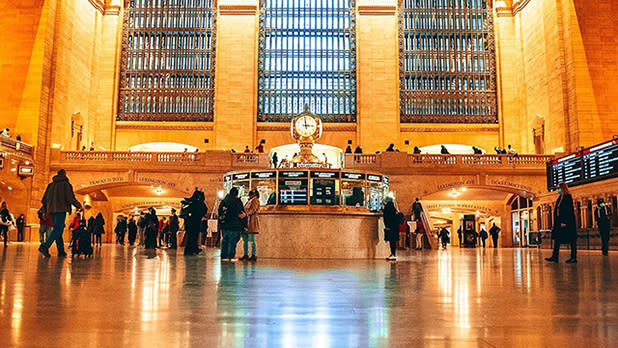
[
  {"xmin": 217, "ymin": 189, "xmax": 225, "ymax": 200},
  {"xmin": 154, "ymin": 186, "xmax": 164, "ymax": 195}
]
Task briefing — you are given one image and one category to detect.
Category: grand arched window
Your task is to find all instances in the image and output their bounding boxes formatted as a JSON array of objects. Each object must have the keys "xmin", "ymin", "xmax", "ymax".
[
  {"xmin": 399, "ymin": 0, "xmax": 497, "ymax": 123},
  {"xmin": 117, "ymin": 0, "xmax": 216, "ymax": 121},
  {"xmin": 257, "ymin": 0, "xmax": 357, "ymax": 122}
]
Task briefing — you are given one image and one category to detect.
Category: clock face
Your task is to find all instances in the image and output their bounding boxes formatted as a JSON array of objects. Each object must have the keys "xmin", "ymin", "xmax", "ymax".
[{"xmin": 295, "ymin": 116, "xmax": 318, "ymax": 137}]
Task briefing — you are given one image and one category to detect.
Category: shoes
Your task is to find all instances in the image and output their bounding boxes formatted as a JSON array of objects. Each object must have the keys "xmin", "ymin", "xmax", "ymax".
[
  {"xmin": 566, "ymin": 259, "xmax": 578, "ymax": 264},
  {"xmin": 545, "ymin": 257, "xmax": 558, "ymax": 263},
  {"xmin": 239, "ymin": 255, "xmax": 248, "ymax": 261},
  {"xmin": 38, "ymin": 245, "xmax": 51, "ymax": 258},
  {"xmin": 386, "ymin": 255, "xmax": 397, "ymax": 261},
  {"xmin": 249, "ymin": 255, "xmax": 257, "ymax": 261}
]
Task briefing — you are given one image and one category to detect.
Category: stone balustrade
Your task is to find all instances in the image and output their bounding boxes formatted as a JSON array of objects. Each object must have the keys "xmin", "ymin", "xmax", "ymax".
[
  {"xmin": 0, "ymin": 136, "xmax": 34, "ymax": 156},
  {"xmin": 52, "ymin": 149, "xmax": 553, "ymax": 173}
]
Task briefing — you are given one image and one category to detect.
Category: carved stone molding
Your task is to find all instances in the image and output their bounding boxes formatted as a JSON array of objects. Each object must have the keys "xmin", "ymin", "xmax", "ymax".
[
  {"xmin": 358, "ymin": 6, "xmax": 396, "ymax": 15},
  {"xmin": 257, "ymin": 124, "xmax": 357, "ymax": 132},
  {"xmin": 115, "ymin": 123, "xmax": 214, "ymax": 131},
  {"xmin": 87, "ymin": 0, "xmax": 121, "ymax": 15},
  {"xmin": 400, "ymin": 125, "xmax": 499, "ymax": 133},
  {"xmin": 219, "ymin": 5, "xmax": 258, "ymax": 15}
]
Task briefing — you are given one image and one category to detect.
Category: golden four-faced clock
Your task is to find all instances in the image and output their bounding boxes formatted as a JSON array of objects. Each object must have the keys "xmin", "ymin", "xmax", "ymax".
[{"xmin": 291, "ymin": 105, "xmax": 322, "ymax": 143}]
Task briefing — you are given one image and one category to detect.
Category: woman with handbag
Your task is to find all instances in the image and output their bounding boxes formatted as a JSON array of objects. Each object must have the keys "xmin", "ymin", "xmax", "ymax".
[
  {"xmin": 240, "ymin": 189, "xmax": 260, "ymax": 261},
  {"xmin": 545, "ymin": 182, "xmax": 578, "ymax": 264}
]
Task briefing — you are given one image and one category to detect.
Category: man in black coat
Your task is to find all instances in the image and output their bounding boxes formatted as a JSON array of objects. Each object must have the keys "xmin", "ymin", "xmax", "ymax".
[
  {"xmin": 595, "ymin": 198, "xmax": 612, "ymax": 256},
  {"xmin": 144, "ymin": 207, "xmax": 159, "ymax": 249},
  {"xmin": 412, "ymin": 198, "xmax": 423, "ymax": 221},
  {"xmin": 182, "ymin": 190, "xmax": 207, "ymax": 256},
  {"xmin": 169, "ymin": 209, "xmax": 180, "ymax": 249},
  {"xmin": 219, "ymin": 187, "xmax": 245, "ymax": 261},
  {"xmin": 546, "ymin": 183, "xmax": 577, "ymax": 263},
  {"xmin": 16, "ymin": 214, "xmax": 25, "ymax": 242},
  {"xmin": 383, "ymin": 198, "xmax": 400, "ymax": 261},
  {"xmin": 128, "ymin": 218, "xmax": 137, "ymax": 246},
  {"xmin": 489, "ymin": 223, "xmax": 501, "ymax": 248}
]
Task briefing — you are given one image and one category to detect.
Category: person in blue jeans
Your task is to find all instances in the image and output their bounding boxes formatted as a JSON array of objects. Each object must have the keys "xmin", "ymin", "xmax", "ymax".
[
  {"xmin": 218, "ymin": 187, "xmax": 245, "ymax": 261},
  {"xmin": 39, "ymin": 169, "xmax": 82, "ymax": 257}
]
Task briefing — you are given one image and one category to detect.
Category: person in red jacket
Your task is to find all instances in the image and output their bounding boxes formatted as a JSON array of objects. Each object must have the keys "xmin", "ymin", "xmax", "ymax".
[{"xmin": 415, "ymin": 220, "xmax": 425, "ymax": 250}]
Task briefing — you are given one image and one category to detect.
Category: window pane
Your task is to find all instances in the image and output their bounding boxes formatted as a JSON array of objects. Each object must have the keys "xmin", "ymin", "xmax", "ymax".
[
  {"xmin": 117, "ymin": 0, "xmax": 217, "ymax": 121},
  {"xmin": 399, "ymin": 0, "xmax": 497, "ymax": 124},
  {"xmin": 257, "ymin": 0, "xmax": 357, "ymax": 122}
]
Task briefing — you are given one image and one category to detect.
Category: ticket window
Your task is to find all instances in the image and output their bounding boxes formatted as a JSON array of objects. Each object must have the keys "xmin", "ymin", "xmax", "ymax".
[
  {"xmin": 278, "ymin": 171, "xmax": 309, "ymax": 205},
  {"xmin": 310, "ymin": 171, "xmax": 340, "ymax": 205},
  {"xmin": 366, "ymin": 174, "xmax": 384, "ymax": 212},
  {"xmin": 232, "ymin": 173, "xmax": 251, "ymax": 204},
  {"xmin": 251, "ymin": 171, "xmax": 277, "ymax": 205},
  {"xmin": 341, "ymin": 172, "xmax": 366, "ymax": 207}
]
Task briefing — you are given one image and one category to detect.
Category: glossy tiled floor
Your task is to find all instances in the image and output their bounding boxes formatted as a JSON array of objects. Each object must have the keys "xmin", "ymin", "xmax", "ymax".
[{"xmin": 1, "ymin": 244, "xmax": 617, "ymax": 347}]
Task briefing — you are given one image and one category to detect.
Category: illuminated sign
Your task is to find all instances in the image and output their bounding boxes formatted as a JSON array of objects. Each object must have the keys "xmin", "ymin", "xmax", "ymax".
[
  {"xmin": 18, "ymin": 165, "xmax": 34, "ymax": 176},
  {"xmin": 342, "ymin": 172, "xmax": 365, "ymax": 180},
  {"xmin": 279, "ymin": 171, "xmax": 308, "ymax": 178},
  {"xmin": 367, "ymin": 174, "xmax": 382, "ymax": 182},
  {"xmin": 310, "ymin": 171, "xmax": 339, "ymax": 179},
  {"xmin": 251, "ymin": 171, "xmax": 276, "ymax": 179},
  {"xmin": 547, "ymin": 138, "xmax": 618, "ymax": 190},
  {"xmin": 232, "ymin": 173, "xmax": 250, "ymax": 181}
]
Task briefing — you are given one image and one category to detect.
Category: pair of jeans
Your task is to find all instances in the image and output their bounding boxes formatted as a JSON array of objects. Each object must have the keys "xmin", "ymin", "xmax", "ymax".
[
  {"xmin": 551, "ymin": 240, "xmax": 577, "ymax": 260},
  {"xmin": 221, "ymin": 228, "xmax": 241, "ymax": 259},
  {"xmin": 242, "ymin": 232, "xmax": 256, "ymax": 256},
  {"xmin": 42, "ymin": 212, "xmax": 66, "ymax": 254},
  {"xmin": 39, "ymin": 225, "xmax": 52, "ymax": 244}
]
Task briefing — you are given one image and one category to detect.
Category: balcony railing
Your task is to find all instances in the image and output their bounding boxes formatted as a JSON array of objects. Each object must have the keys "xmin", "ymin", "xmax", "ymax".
[{"xmin": 0, "ymin": 136, "xmax": 33, "ymax": 156}]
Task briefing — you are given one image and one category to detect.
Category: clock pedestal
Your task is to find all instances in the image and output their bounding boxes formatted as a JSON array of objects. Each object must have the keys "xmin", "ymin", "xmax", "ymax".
[{"xmin": 290, "ymin": 142, "xmax": 323, "ymax": 166}]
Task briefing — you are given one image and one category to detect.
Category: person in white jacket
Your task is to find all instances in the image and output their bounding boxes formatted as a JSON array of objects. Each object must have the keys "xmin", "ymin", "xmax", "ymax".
[{"xmin": 0, "ymin": 201, "xmax": 16, "ymax": 247}]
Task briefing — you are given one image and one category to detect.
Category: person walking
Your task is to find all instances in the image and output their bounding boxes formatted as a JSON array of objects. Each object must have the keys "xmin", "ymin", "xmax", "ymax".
[
  {"xmin": 168, "ymin": 209, "xmax": 179, "ymax": 249},
  {"xmin": 38, "ymin": 208, "xmax": 53, "ymax": 244},
  {"xmin": 412, "ymin": 198, "xmax": 423, "ymax": 221},
  {"xmin": 489, "ymin": 223, "xmax": 500, "ymax": 248},
  {"xmin": 128, "ymin": 217, "xmax": 137, "ymax": 246},
  {"xmin": 93, "ymin": 212, "xmax": 105, "ymax": 247},
  {"xmin": 0, "ymin": 202, "xmax": 16, "ymax": 247},
  {"xmin": 383, "ymin": 197, "xmax": 400, "ymax": 261},
  {"xmin": 595, "ymin": 198, "xmax": 612, "ymax": 256},
  {"xmin": 137, "ymin": 212, "xmax": 146, "ymax": 246},
  {"xmin": 157, "ymin": 217, "xmax": 166, "ymax": 248},
  {"xmin": 144, "ymin": 207, "xmax": 159, "ymax": 250},
  {"xmin": 545, "ymin": 182, "xmax": 578, "ymax": 264},
  {"xmin": 16, "ymin": 214, "xmax": 25, "ymax": 242},
  {"xmin": 182, "ymin": 189, "xmax": 207, "ymax": 256},
  {"xmin": 219, "ymin": 187, "xmax": 245, "ymax": 261},
  {"xmin": 38, "ymin": 169, "xmax": 82, "ymax": 257},
  {"xmin": 479, "ymin": 227, "xmax": 488, "ymax": 248},
  {"xmin": 439, "ymin": 227, "xmax": 450, "ymax": 249},
  {"xmin": 457, "ymin": 226, "xmax": 463, "ymax": 247},
  {"xmin": 240, "ymin": 189, "xmax": 260, "ymax": 261},
  {"xmin": 115, "ymin": 216, "xmax": 127, "ymax": 245}
]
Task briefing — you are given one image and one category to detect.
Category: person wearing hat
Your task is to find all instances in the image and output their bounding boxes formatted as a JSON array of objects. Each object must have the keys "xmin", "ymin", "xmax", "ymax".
[
  {"xmin": 169, "ymin": 208, "xmax": 179, "ymax": 249},
  {"xmin": 595, "ymin": 198, "xmax": 612, "ymax": 256}
]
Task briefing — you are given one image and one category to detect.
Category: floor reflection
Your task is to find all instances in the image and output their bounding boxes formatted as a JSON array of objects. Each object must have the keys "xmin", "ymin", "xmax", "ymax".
[{"xmin": 0, "ymin": 245, "xmax": 617, "ymax": 347}]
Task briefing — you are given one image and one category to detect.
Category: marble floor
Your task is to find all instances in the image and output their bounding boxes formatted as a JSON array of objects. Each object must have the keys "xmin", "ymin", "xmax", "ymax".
[{"xmin": 0, "ymin": 245, "xmax": 617, "ymax": 348}]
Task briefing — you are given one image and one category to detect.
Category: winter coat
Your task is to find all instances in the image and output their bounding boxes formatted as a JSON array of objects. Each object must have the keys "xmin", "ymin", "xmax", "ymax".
[
  {"xmin": 383, "ymin": 201, "xmax": 400, "ymax": 242},
  {"xmin": 41, "ymin": 173, "xmax": 81, "ymax": 213},
  {"xmin": 169, "ymin": 214, "xmax": 179, "ymax": 233},
  {"xmin": 0, "ymin": 209, "xmax": 15, "ymax": 231},
  {"xmin": 183, "ymin": 191, "xmax": 207, "ymax": 233},
  {"xmin": 552, "ymin": 193, "xmax": 577, "ymax": 243},
  {"xmin": 595, "ymin": 205, "xmax": 612, "ymax": 230},
  {"xmin": 244, "ymin": 197, "xmax": 260, "ymax": 233},
  {"xmin": 94, "ymin": 213, "xmax": 105, "ymax": 235},
  {"xmin": 219, "ymin": 194, "xmax": 244, "ymax": 230}
]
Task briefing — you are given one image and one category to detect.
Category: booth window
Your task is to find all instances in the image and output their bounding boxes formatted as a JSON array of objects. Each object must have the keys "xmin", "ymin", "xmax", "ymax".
[
  {"xmin": 117, "ymin": 0, "xmax": 217, "ymax": 121},
  {"xmin": 399, "ymin": 0, "xmax": 497, "ymax": 123},
  {"xmin": 257, "ymin": 0, "xmax": 357, "ymax": 122}
]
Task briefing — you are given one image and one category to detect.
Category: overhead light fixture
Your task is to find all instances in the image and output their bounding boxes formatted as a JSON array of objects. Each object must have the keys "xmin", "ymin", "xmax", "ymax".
[
  {"xmin": 448, "ymin": 188, "xmax": 461, "ymax": 198},
  {"xmin": 7, "ymin": 186, "xmax": 12, "ymax": 191},
  {"xmin": 154, "ymin": 186, "xmax": 164, "ymax": 195}
]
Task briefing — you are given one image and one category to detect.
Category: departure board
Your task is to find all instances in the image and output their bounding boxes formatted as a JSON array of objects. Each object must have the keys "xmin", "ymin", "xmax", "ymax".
[{"xmin": 547, "ymin": 139, "xmax": 618, "ymax": 191}]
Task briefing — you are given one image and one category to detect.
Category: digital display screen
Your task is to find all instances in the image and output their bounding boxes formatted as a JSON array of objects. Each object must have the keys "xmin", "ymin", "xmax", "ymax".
[
  {"xmin": 312, "ymin": 179, "xmax": 337, "ymax": 205},
  {"xmin": 547, "ymin": 139, "xmax": 618, "ymax": 191},
  {"xmin": 279, "ymin": 171, "xmax": 308, "ymax": 178},
  {"xmin": 278, "ymin": 179, "xmax": 308, "ymax": 205}
]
